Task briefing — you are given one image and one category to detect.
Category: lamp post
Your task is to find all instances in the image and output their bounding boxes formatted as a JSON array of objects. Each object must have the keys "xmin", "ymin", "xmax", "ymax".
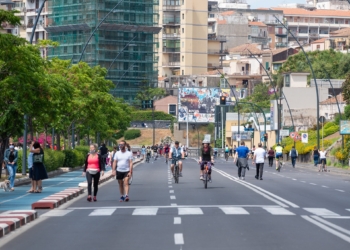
[
  {"xmin": 272, "ymin": 13, "xmax": 321, "ymax": 149},
  {"xmin": 186, "ymin": 112, "xmax": 189, "ymax": 148}
]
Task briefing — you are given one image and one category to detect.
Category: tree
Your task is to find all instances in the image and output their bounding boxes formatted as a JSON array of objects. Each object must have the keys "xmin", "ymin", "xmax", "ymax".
[
  {"xmin": 0, "ymin": 10, "xmax": 50, "ymax": 163},
  {"xmin": 244, "ymin": 83, "xmax": 271, "ymax": 111},
  {"xmin": 342, "ymin": 74, "xmax": 350, "ymax": 105},
  {"xmin": 135, "ymin": 87, "xmax": 166, "ymax": 102}
]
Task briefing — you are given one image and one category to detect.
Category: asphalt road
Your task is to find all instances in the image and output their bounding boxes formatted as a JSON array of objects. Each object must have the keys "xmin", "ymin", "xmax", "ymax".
[{"xmin": 1, "ymin": 156, "xmax": 350, "ymax": 250}]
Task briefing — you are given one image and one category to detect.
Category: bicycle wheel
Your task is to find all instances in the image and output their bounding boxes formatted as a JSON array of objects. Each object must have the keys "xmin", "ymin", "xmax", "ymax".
[
  {"xmin": 175, "ymin": 164, "xmax": 179, "ymax": 184},
  {"xmin": 128, "ymin": 173, "xmax": 133, "ymax": 185},
  {"xmin": 204, "ymin": 171, "xmax": 208, "ymax": 189}
]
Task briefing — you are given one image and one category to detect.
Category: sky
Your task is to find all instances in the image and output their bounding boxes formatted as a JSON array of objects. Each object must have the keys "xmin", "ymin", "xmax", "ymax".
[{"xmin": 248, "ymin": 0, "xmax": 307, "ymax": 9}]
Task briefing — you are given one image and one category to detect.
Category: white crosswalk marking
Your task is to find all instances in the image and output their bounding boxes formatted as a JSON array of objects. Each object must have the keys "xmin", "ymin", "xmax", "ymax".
[
  {"xmin": 89, "ymin": 209, "xmax": 116, "ymax": 216},
  {"xmin": 132, "ymin": 208, "xmax": 158, "ymax": 216},
  {"xmin": 42, "ymin": 210, "xmax": 73, "ymax": 217},
  {"xmin": 304, "ymin": 208, "xmax": 339, "ymax": 216},
  {"xmin": 346, "ymin": 209, "xmax": 350, "ymax": 212},
  {"xmin": 263, "ymin": 207, "xmax": 295, "ymax": 215},
  {"xmin": 219, "ymin": 207, "xmax": 249, "ymax": 215},
  {"xmin": 178, "ymin": 208, "xmax": 203, "ymax": 215}
]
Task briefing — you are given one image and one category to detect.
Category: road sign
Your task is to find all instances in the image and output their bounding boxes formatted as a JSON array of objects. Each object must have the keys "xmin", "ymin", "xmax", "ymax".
[
  {"xmin": 340, "ymin": 120, "xmax": 350, "ymax": 135},
  {"xmin": 301, "ymin": 133, "xmax": 308, "ymax": 143},
  {"xmin": 319, "ymin": 116, "xmax": 326, "ymax": 123},
  {"xmin": 280, "ymin": 129, "xmax": 289, "ymax": 137},
  {"xmin": 204, "ymin": 134, "xmax": 211, "ymax": 142},
  {"xmin": 236, "ymin": 134, "xmax": 241, "ymax": 142}
]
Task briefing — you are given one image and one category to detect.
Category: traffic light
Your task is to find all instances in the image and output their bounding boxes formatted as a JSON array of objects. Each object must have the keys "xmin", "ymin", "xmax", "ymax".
[
  {"xmin": 220, "ymin": 96, "xmax": 226, "ymax": 105},
  {"xmin": 263, "ymin": 133, "xmax": 268, "ymax": 141}
]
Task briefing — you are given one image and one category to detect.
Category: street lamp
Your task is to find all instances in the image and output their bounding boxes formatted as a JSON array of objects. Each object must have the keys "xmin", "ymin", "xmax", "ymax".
[{"xmin": 272, "ymin": 13, "xmax": 321, "ymax": 150}]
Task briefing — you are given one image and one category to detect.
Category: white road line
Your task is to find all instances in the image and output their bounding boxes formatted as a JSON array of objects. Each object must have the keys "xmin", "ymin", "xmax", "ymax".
[
  {"xmin": 311, "ymin": 216, "xmax": 350, "ymax": 236},
  {"xmin": 292, "ymin": 179, "xmax": 297, "ymax": 181},
  {"xmin": 323, "ymin": 216, "xmax": 350, "ymax": 219},
  {"xmin": 69, "ymin": 205, "xmax": 280, "ymax": 210},
  {"xmin": 174, "ymin": 233, "xmax": 184, "ymax": 245},
  {"xmin": 335, "ymin": 189, "xmax": 345, "ymax": 192},
  {"xmin": 303, "ymin": 208, "xmax": 339, "ymax": 216},
  {"xmin": 170, "ymin": 196, "xmax": 176, "ymax": 200},
  {"xmin": 42, "ymin": 210, "xmax": 73, "ymax": 217},
  {"xmin": 347, "ymin": 209, "xmax": 350, "ymax": 212},
  {"xmin": 174, "ymin": 217, "xmax": 182, "ymax": 224},
  {"xmin": 178, "ymin": 208, "xmax": 203, "ymax": 215},
  {"xmin": 263, "ymin": 207, "xmax": 295, "ymax": 215},
  {"xmin": 322, "ymin": 186, "xmax": 329, "ymax": 188},
  {"xmin": 168, "ymin": 182, "xmax": 172, "ymax": 184},
  {"xmin": 169, "ymin": 190, "xmax": 174, "ymax": 193},
  {"xmin": 219, "ymin": 207, "xmax": 249, "ymax": 215},
  {"xmin": 171, "ymin": 203, "xmax": 177, "ymax": 206},
  {"xmin": 132, "ymin": 208, "xmax": 158, "ymax": 216},
  {"xmin": 300, "ymin": 181, "xmax": 306, "ymax": 183},
  {"xmin": 169, "ymin": 186, "xmax": 173, "ymax": 188},
  {"xmin": 302, "ymin": 216, "xmax": 350, "ymax": 243},
  {"xmin": 310, "ymin": 183, "xmax": 317, "ymax": 185},
  {"xmin": 89, "ymin": 209, "xmax": 116, "ymax": 216}
]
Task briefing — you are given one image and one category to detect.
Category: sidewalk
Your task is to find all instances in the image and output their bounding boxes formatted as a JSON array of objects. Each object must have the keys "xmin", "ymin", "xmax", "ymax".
[
  {"xmin": 296, "ymin": 161, "xmax": 350, "ymax": 175},
  {"xmin": 0, "ymin": 169, "xmax": 87, "ymax": 211}
]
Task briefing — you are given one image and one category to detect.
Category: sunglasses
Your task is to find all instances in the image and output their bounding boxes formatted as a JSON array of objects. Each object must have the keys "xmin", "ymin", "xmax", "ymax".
[{"xmin": 119, "ymin": 144, "xmax": 125, "ymax": 147}]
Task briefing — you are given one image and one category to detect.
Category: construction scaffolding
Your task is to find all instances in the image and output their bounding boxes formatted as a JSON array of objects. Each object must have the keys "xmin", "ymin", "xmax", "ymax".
[{"xmin": 46, "ymin": 0, "xmax": 160, "ymax": 101}]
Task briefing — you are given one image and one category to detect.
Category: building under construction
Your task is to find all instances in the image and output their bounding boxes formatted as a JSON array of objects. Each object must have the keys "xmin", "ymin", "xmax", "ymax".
[{"xmin": 46, "ymin": 0, "xmax": 161, "ymax": 101}]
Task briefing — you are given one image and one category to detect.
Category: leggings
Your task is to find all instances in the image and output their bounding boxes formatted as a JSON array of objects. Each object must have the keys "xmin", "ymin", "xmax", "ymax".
[
  {"xmin": 86, "ymin": 172, "xmax": 101, "ymax": 196},
  {"xmin": 268, "ymin": 157, "xmax": 274, "ymax": 166}
]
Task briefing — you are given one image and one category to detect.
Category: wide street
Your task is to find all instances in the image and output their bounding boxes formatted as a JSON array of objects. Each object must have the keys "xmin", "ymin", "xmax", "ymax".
[{"xmin": 0, "ymin": 156, "xmax": 349, "ymax": 250}]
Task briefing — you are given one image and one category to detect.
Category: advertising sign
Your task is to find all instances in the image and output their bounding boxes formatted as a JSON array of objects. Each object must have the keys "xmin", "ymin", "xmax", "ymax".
[
  {"xmin": 270, "ymin": 100, "xmax": 278, "ymax": 131},
  {"xmin": 232, "ymin": 132, "xmax": 252, "ymax": 141},
  {"xmin": 301, "ymin": 133, "xmax": 308, "ymax": 143},
  {"xmin": 178, "ymin": 88, "xmax": 237, "ymax": 123},
  {"xmin": 340, "ymin": 120, "xmax": 350, "ymax": 135},
  {"xmin": 280, "ymin": 130, "xmax": 289, "ymax": 137}
]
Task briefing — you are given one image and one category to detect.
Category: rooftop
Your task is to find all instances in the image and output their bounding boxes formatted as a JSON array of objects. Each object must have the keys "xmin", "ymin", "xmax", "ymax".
[
  {"xmin": 311, "ymin": 38, "xmax": 327, "ymax": 44},
  {"xmin": 330, "ymin": 27, "xmax": 350, "ymax": 37},
  {"xmin": 320, "ymin": 94, "xmax": 345, "ymax": 105},
  {"xmin": 229, "ymin": 43, "xmax": 262, "ymax": 55},
  {"xmin": 271, "ymin": 7, "xmax": 350, "ymax": 17},
  {"xmin": 248, "ymin": 21, "xmax": 267, "ymax": 27}
]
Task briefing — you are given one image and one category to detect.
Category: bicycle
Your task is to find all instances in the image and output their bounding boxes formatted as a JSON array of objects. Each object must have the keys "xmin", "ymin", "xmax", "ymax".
[
  {"xmin": 225, "ymin": 152, "xmax": 229, "ymax": 161},
  {"xmin": 171, "ymin": 158, "xmax": 180, "ymax": 184},
  {"xmin": 202, "ymin": 162, "xmax": 213, "ymax": 189},
  {"xmin": 165, "ymin": 153, "xmax": 169, "ymax": 164},
  {"xmin": 276, "ymin": 159, "xmax": 283, "ymax": 172}
]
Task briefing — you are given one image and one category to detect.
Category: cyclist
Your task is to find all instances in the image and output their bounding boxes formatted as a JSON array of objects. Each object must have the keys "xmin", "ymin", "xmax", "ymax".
[
  {"xmin": 319, "ymin": 148, "xmax": 327, "ymax": 172},
  {"xmin": 275, "ymin": 143, "xmax": 283, "ymax": 171},
  {"xmin": 169, "ymin": 141, "xmax": 184, "ymax": 177},
  {"xmin": 152, "ymin": 144, "xmax": 158, "ymax": 160},
  {"xmin": 164, "ymin": 144, "xmax": 170, "ymax": 163},
  {"xmin": 199, "ymin": 140, "xmax": 214, "ymax": 182},
  {"xmin": 224, "ymin": 145, "xmax": 229, "ymax": 161},
  {"xmin": 146, "ymin": 146, "xmax": 152, "ymax": 162}
]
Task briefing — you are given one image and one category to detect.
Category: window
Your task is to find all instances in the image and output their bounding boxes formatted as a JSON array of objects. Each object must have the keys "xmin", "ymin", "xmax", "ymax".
[
  {"xmin": 182, "ymin": 0, "xmax": 184, "ymax": 5},
  {"xmin": 182, "ymin": 70, "xmax": 184, "ymax": 75},
  {"xmin": 265, "ymin": 62, "xmax": 270, "ymax": 70},
  {"xmin": 169, "ymin": 104, "xmax": 176, "ymax": 116},
  {"xmin": 285, "ymin": 74, "xmax": 290, "ymax": 87},
  {"xmin": 182, "ymin": 13, "xmax": 184, "ymax": 19},
  {"xmin": 317, "ymin": 45, "xmax": 320, "ymax": 50},
  {"xmin": 182, "ymin": 28, "xmax": 184, "ymax": 33},
  {"xmin": 325, "ymin": 113, "xmax": 329, "ymax": 119},
  {"xmin": 182, "ymin": 55, "xmax": 184, "ymax": 62},
  {"xmin": 182, "ymin": 41, "xmax": 184, "ymax": 48}
]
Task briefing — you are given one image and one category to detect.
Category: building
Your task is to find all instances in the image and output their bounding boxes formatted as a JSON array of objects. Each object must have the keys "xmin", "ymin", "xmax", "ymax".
[
  {"xmin": 159, "ymin": 0, "xmax": 225, "ymax": 78},
  {"xmin": 154, "ymin": 95, "xmax": 178, "ymax": 116},
  {"xmin": 319, "ymin": 93, "xmax": 345, "ymax": 120},
  {"xmin": 271, "ymin": 7, "xmax": 350, "ymax": 45},
  {"xmin": 46, "ymin": 0, "xmax": 160, "ymax": 102}
]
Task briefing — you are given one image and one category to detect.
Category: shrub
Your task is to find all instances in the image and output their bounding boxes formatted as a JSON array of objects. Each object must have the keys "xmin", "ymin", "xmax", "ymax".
[
  {"xmin": 131, "ymin": 111, "xmax": 175, "ymax": 121},
  {"xmin": 124, "ymin": 129, "xmax": 141, "ymax": 140},
  {"xmin": 113, "ymin": 130, "xmax": 125, "ymax": 140}
]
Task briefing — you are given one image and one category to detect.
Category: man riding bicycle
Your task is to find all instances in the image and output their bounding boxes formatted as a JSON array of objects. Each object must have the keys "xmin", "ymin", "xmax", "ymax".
[
  {"xmin": 169, "ymin": 141, "xmax": 184, "ymax": 177},
  {"xmin": 199, "ymin": 140, "xmax": 214, "ymax": 182},
  {"xmin": 164, "ymin": 144, "xmax": 170, "ymax": 163},
  {"xmin": 275, "ymin": 143, "xmax": 283, "ymax": 171}
]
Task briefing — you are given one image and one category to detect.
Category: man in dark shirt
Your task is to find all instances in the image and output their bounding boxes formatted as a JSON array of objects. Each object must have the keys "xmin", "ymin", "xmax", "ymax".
[
  {"xmin": 233, "ymin": 141, "xmax": 250, "ymax": 180},
  {"xmin": 99, "ymin": 143, "xmax": 108, "ymax": 164}
]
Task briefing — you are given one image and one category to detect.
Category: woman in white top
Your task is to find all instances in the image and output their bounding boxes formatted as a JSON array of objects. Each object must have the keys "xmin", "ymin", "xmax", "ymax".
[{"xmin": 318, "ymin": 148, "xmax": 327, "ymax": 172}]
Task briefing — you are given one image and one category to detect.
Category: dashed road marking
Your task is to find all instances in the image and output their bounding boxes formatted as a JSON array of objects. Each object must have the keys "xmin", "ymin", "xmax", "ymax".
[
  {"xmin": 42, "ymin": 210, "xmax": 73, "ymax": 217},
  {"xmin": 132, "ymin": 208, "xmax": 158, "ymax": 216},
  {"xmin": 174, "ymin": 217, "xmax": 182, "ymax": 224},
  {"xmin": 89, "ymin": 209, "xmax": 116, "ymax": 216},
  {"xmin": 169, "ymin": 190, "xmax": 174, "ymax": 193},
  {"xmin": 170, "ymin": 196, "xmax": 176, "ymax": 200},
  {"xmin": 263, "ymin": 207, "xmax": 295, "ymax": 215},
  {"xmin": 178, "ymin": 208, "xmax": 203, "ymax": 215},
  {"xmin": 174, "ymin": 233, "xmax": 184, "ymax": 245},
  {"xmin": 219, "ymin": 207, "xmax": 249, "ymax": 215},
  {"xmin": 322, "ymin": 186, "xmax": 329, "ymax": 188},
  {"xmin": 304, "ymin": 208, "xmax": 339, "ymax": 216},
  {"xmin": 310, "ymin": 183, "xmax": 317, "ymax": 185},
  {"xmin": 336, "ymin": 189, "xmax": 345, "ymax": 193}
]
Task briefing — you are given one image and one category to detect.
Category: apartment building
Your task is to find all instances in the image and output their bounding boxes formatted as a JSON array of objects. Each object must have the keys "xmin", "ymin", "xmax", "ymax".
[
  {"xmin": 159, "ymin": 0, "xmax": 224, "ymax": 77},
  {"xmin": 272, "ymin": 7, "xmax": 350, "ymax": 45}
]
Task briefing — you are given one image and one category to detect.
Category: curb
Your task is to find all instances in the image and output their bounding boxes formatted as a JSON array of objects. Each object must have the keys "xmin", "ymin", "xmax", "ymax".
[
  {"xmin": 31, "ymin": 188, "xmax": 84, "ymax": 209},
  {"xmin": 0, "ymin": 210, "xmax": 37, "ymax": 238}
]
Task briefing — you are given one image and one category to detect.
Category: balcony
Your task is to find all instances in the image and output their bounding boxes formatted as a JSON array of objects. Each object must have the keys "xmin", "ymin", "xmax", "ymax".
[
  {"xmin": 162, "ymin": 33, "xmax": 180, "ymax": 39},
  {"xmin": 1, "ymin": 23, "xmax": 15, "ymax": 29},
  {"xmin": 276, "ymin": 42, "xmax": 288, "ymax": 48},
  {"xmin": 207, "ymin": 63, "xmax": 222, "ymax": 69},
  {"xmin": 163, "ymin": 5, "xmax": 181, "ymax": 11},
  {"xmin": 163, "ymin": 61, "xmax": 180, "ymax": 67},
  {"xmin": 275, "ymin": 30, "xmax": 287, "ymax": 37},
  {"xmin": 163, "ymin": 47, "xmax": 180, "ymax": 53},
  {"xmin": 163, "ymin": 18, "xmax": 180, "ymax": 26},
  {"xmin": 208, "ymin": 35, "xmax": 227, "ymax": 42},
  {"xmin": 208, "ymin": 49, "xmax": 228, "ymax": 55},
  {"xmin": 309, "ymin": 33, "xmax": 319, "ymax": 38}
]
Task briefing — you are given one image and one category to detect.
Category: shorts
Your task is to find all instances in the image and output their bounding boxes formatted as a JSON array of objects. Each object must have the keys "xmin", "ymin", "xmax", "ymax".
[
  {"xmin": 171, "ymin": 159, "xmax": 182, "ymax": 165},
  {"xmin": 319, "ymin": 159, "xmax": 326, "ymax": 165},
  {"xmin": 200, "ymin": 161, "xmax": 212, "ymax": 174},
  {"xmin": 276, "ymin": 153, "xmax": 282, "ymax": 159},
  {"xmin": 116, "ymin": 171, "xmax": 130, "ymax": 180}
]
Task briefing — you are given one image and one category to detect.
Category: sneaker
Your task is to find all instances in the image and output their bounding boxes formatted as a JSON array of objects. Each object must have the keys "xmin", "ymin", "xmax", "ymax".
[
  {"xmin": 260, "ymin": 178, "xmax": 263, "ymax": 180},
  {"xmin": 179, "ymin": 172, "xmax": 183, "ymax": 177},
  {"xmin": 255, "ymin": 175, "xmax": 258, "ymax": 180},
  {"xmin": 209, "ymin": 178, "xmax": 212, "ymax": 183},
  {"xmin": 119, "ymin": 196, "xmax": 125, "ymax": 202},
  {"xmin": 200, "ymin": 175, "xmax": 204, "ymax": 180},
  {"xmin": 125, "ymin": 195, "xmax": 129, "ymax": 202},
  {"xmin": 241, "ymin": 177, "xmax": 245, "ymax": 180}
]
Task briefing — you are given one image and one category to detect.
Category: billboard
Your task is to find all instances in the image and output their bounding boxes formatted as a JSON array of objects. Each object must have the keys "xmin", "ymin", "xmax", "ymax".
[
  {"xmin": 340, "ymin": 120, "xmax": 350, "ymax": 135},
  {"xmin": 178, "ymin": 87, "xmax": 239, "ymax": 123}
]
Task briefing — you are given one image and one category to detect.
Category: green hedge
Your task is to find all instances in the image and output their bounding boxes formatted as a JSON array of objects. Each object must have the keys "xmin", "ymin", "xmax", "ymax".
[
  {"xmin": 16, "ymin": 146, "xmax": 89, "ymax": 173},
  {"xmin": 124, "ymin": 129, "xmax": 141, "ymax": 140},
  {"xmin": 130, "ymin": 111, "xmax": 175, "ymax": 121}
]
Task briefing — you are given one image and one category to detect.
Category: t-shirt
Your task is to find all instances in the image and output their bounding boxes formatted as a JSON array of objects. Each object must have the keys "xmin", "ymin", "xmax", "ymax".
[
  {"xmin": 170, "ymin": 147, "xmax": 183, "ymax": 159},
  {"xmin": 236, "ymin": 146, "xmax": 249, "ymax": 158},
  {"xmin": 275, "ymin": 146, "xmax": 283, "ymax": 154},
  {"xmin": 254, "ymin": 148, "xmax": 266, "ymax": 163},
  {"xmin": 225, "ymin": 147, "xmax": 229, "ymax": 152},
  {"xmin": 152, "ymin": 146, "xmax": 158, "ymax": 152},
  {"xmin": 319, "ymin": 151, "xmax": 326, "ymax": 159},
  {"xmin": 114, "ymin": 150, "xmax": 133, "ymax": 172}
]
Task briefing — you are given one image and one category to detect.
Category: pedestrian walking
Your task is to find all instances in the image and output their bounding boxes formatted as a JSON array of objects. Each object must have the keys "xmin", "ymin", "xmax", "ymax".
[
  {"xmin": 253, "ymin": 143, "xmax": 266, "ymax": 180},
  {"xmin": 99, "ymin": 143, "xmax": 108, "ymax": 165},
  {"xmin": 311, "ymin": 146, "xmax": 320, "ymax": 167},
  {"xmin": 112, "ymin": 140, "xmax": 133, "ymax": 202},
  {"xmin": 141, "ymin": 145, "xmax": 146, "ymax": 159},
  {"xmin": 267, "ymin": 147, "xmax": 274, "ymax": 167},
  {"xmin": 229, "ymin": 147, "xmax": 233, "ymax": 157},
  {"xmin": 30, "ymin": 141, "xmax": 48, "ymax": 193},
  {"xmin": 83, "ymin": 144, "xmax": 105, "ymax": 202},
  {"xmin": 4, "ymin": 142, "xmax": 18, "ymax": 191},
  {"xmin": 233, "ymin": 145, "xmax": 237, "ymax": 157},
  {"xmin": 289, "ymin": 146, "xmax": 298, "ymax": 168},
  {"xmin": 233, "ymin": 141, "xmax": 250, "ymax": 180},
  {"xmin": 27, "ymin": 143, "xmax": 35, "ymax": 193},
  {"xmin": 319, "ymin": 148, "xmax": 327, "ymax": 172}
]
